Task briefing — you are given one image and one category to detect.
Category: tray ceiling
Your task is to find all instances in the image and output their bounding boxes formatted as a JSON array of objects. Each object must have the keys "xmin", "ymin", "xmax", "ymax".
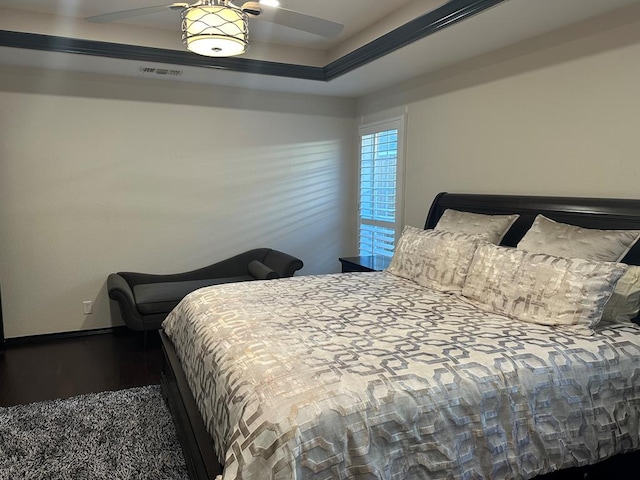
[{"xmin": 0, "ymin": 0, "xmax": 638, "ymax": 97}]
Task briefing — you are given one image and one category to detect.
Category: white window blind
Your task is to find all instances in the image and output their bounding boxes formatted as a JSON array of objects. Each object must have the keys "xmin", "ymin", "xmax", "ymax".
[{"xmin": 358, "ymin": 117, "xmax": 405, "ymax": 258}]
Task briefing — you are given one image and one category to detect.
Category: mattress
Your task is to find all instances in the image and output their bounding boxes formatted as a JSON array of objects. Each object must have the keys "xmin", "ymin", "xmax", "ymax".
[{"xmin": 162, "ymin": 271, "xmax": 640, "ymax": 479}]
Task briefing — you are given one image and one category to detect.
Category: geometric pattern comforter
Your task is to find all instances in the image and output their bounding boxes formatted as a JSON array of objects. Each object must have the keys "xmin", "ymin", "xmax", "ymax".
[{"xmin": 162, "ymin": 272, "xmax": 640, "ymax": 480}]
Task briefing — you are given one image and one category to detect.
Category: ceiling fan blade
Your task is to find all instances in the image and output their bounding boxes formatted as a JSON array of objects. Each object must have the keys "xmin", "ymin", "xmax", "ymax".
[
  {"xmin": 256, "ymin": 5, "xmax": 344, "ymax": 38},
  {"xmin": 85, "ymin": 3, "xmax": 188, "ymax": 24}
]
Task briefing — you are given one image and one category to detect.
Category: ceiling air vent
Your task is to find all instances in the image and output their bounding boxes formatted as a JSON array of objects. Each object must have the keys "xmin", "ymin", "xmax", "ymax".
[{"xmin": 139, "ymin": 67, "xmax": 183, "ymax": 77}]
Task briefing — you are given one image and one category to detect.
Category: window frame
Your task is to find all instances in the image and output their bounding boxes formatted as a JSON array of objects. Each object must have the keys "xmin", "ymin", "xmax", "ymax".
[{"xmin": 357, "ymin": 115, "xmax": 406, "ymax": 258}]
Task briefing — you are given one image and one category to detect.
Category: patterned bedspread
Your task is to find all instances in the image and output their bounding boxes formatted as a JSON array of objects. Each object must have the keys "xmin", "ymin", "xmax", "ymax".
[{"xmin": 162, "ymin": 272, "xmax": 640, "ymax": 480}]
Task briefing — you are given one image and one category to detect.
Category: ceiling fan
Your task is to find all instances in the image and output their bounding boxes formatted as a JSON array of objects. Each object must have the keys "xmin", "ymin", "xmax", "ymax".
[{"xmin": 85, "ymin": 0, "xmax": 344, "ymax": 57}]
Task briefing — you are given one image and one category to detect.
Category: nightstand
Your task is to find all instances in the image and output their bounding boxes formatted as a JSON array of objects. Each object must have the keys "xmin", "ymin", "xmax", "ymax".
[{"xmin": 339, "ymin": 255, "xmax": 392, "ymax": 273}]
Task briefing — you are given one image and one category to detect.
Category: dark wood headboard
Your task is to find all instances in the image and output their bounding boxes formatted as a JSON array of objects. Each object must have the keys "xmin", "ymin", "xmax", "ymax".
[{"xmin": 425, "ymin": 192, "xmax": 640, "ymax": 266}]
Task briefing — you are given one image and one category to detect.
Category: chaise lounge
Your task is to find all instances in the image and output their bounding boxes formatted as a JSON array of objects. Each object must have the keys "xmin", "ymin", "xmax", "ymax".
[{"xmin": 107, "ymin": 248, "xmax": 303, "ymax": 332}]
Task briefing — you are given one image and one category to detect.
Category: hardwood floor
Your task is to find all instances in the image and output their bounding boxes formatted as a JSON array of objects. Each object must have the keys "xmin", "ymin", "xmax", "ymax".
[{"xmin": 0, "ymin": 329, "xmax": 162, "ymax": 407}]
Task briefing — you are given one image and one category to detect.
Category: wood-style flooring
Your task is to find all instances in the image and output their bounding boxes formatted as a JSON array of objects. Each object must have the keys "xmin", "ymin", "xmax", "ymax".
[{"xmin": 0, "ymin": 329, "xmax": 162, "ymax": 407}]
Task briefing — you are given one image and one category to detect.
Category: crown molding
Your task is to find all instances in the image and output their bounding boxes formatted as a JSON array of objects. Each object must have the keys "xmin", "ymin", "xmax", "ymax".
[
  {"xmin": 325, "ymin": 0, "xmax": 505, "ymax": 80},
  {"xmin": 0, "ymin": 30, "xmax": 326, "ymax": 80},
  {"xmin": 0, "ymin": 0, "xmax": 505, "ymax": 82}
]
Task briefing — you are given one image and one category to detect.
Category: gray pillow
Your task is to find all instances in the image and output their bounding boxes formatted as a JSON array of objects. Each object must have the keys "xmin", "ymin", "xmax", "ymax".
[
  {"xmin": 387, "ymin": 226, "xmax": 486, "ymax": 292},
  {"xmin": 517, "ymin": 215, "xmax": 640, "ymax": 323},
  {"xmin": 601, "ymin": 266, "xmax": 640, "ymax": 323},
  {"xmin": 247, "ymin": 260, "xmax": 278, "ymax": 280},
  {"xmin": 517, "ymin": 215, "xmax": 640, "ymax": 262},
  {"xmin": 462, "ymin": 243, "xmax": 627, "ymax": 328},
  {"xmin": 434, "ymin": 209, "xmax": 519, "ymax": 244}
]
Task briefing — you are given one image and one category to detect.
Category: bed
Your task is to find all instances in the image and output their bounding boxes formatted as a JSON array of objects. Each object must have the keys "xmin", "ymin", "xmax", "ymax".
[{"xmin": 159, "ymin": 192, "xmax": 640, "ymax": 480}]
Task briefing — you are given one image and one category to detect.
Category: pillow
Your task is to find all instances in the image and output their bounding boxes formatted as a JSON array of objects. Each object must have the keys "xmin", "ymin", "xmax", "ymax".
[
  {"xmin": 517, "ymin": 214, "xmax": 640, "ymax": 323},
  {"xmin": 601, "ymin": 265, "xmax": 640, "ymax": 323},
  {"xmin": 247, "ymin": 260, "xmax": 279, "ymax": 280},
  {"xmin": 517, "ymin": 214, "xmax": 640, "ymax": 262},
  {"xmin": 434, "ymin": 209, "xmax": 519, "ymax": 244},
  {"xmin": 461, "ymin": 243, "xmax": 627, "ymax": 328},
  {"xmin": 387, "ymin": 226, "xmax": 485, "ymax": 292}
]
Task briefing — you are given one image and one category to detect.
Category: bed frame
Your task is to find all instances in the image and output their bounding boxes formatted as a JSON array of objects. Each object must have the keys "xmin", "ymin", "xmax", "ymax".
[{"xmin": 161, "ymin": 192, "xmax": 640, "ymax": 480}]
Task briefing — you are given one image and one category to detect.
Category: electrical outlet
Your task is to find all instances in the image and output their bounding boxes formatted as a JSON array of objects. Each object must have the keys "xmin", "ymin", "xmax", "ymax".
[{"xmin": 83, "ymin": 301, "xmax": 93, "ymax": 314}]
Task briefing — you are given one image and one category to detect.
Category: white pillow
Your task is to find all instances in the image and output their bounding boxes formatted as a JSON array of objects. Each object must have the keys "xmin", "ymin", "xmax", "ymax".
[
  {"xmin": 462, "ymin": 243, "xmax": 627, "ymax": 328},
  {"xmin": 517, "ymin": 215, "xmax": 640, "ymax": 262},
  {"xmin": 387, "ymin": 226, "xmax": 485, "ymax": 292},
  {"xmin": 434, "ymin": 209, "xmax": 519, "ymax": 244}
]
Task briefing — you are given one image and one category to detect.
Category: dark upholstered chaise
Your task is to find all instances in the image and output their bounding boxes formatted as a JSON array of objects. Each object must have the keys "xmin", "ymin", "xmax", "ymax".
[{"xmin": 108, "ymin": 248, "xmax": 303, "ymax": 332}]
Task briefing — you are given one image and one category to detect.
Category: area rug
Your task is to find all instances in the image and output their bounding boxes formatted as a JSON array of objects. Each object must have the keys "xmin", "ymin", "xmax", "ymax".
[{"xmin": 0, "ymin": 385, "xmax": 189, "ymax": 480}]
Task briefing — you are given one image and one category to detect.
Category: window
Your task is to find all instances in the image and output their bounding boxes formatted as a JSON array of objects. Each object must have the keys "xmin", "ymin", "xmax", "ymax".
[{"xmin": 358, "ymin": 117, "xmax": 405, "ymax": 258}]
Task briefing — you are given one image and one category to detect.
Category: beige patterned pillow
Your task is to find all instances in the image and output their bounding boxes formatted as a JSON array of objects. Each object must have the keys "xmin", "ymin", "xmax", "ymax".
[
  {"xmin": 387, "ymin": 226, "xmax": 485, "ymax": 292},
  {"xmin": 517, "ymin": 214, "xmax": 640, "ymax": 262},
  {"xmin": 462, "ymin": 243, "xmax": 627, "ymax": 328},
  {"xmin": 601, "ymin": 266, "xmax": 640, "ymax": 323},
  {"xmin": 434, "ymin": 209, "xmax": 519, "ymax": 244}
]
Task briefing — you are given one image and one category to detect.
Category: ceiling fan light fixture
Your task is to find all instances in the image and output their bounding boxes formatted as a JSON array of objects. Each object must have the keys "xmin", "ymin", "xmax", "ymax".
[{"xmin": 181, "ymin": 3, "xmax": 249, "ymax": 57}]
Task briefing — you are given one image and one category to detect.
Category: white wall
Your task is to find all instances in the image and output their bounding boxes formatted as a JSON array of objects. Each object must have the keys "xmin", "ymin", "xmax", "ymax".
[
  {"xmin": 0, "ymin": 68, "xmax": 357, "ymax": 338},
  {"xmin": 4, "ymin": 6, "xmax": 639, "ymax": 339},
  {"xmin": 357, "ymin": 7, "xmax": 640, "ymax": 228}
]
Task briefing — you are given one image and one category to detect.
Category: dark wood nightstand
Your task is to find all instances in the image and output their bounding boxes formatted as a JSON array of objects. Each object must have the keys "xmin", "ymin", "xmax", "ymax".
[{"xmin": 339, "ymin": 255, "xmax": 392, "ymax": 273}]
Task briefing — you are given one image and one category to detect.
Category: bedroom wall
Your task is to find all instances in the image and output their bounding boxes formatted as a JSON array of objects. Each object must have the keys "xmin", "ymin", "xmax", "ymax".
[
  {"xmin": 0, "ymin": 68, "xmax": 357, "ymax": 338},
  {"xmin": 357, "ymin": 5, "xmax": 640, "ymax": 228}
]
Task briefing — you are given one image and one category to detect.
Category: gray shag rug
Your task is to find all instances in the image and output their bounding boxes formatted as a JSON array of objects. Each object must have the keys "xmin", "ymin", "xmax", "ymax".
[{"xmin": 0, "ymin": 385, "xmax": 189, "ymax": 480}]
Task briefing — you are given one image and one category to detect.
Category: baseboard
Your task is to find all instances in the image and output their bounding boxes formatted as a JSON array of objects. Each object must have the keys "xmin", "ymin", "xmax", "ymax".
[{"xmin": 4, "ymin": 325, "xmax": 131, "ymax": 346}]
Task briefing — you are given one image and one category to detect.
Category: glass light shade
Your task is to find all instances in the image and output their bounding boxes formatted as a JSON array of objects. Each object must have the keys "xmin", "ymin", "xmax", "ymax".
[{"xmin": 181, "ymin": 5, "xmax": 248, "ymax": 57}]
